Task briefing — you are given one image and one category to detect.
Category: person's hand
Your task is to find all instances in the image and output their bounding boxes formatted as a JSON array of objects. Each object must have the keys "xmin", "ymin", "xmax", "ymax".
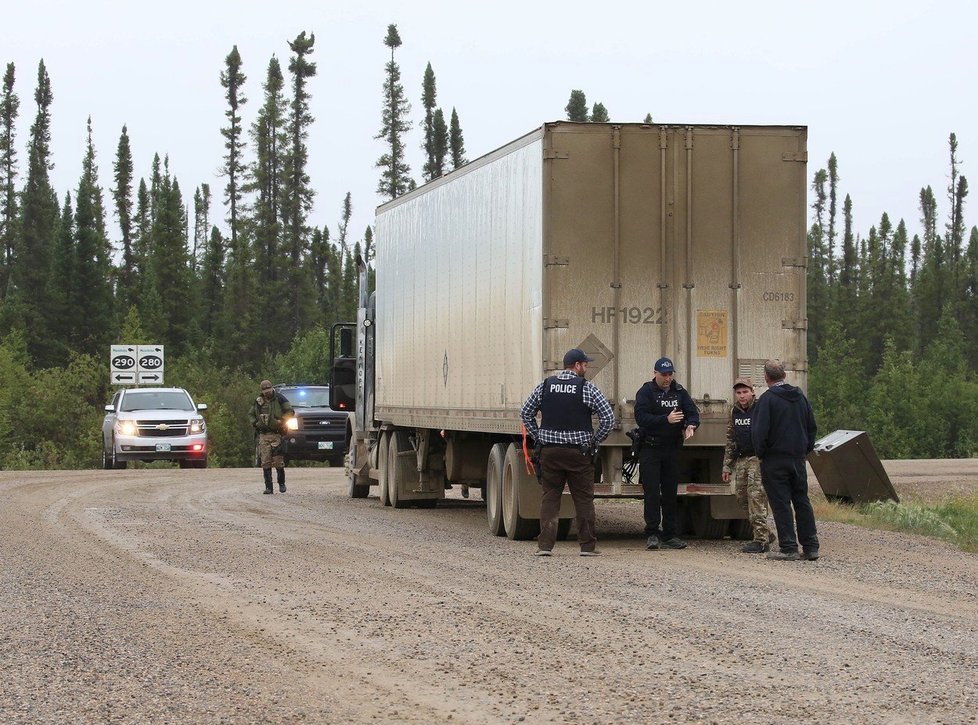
[
  {"xmin": 721, "ymin": 471, "xmax": 731, "ymax": 483},
  {"xmin": 684, "ymin": 425, "xmax": 696, "ymax": 440},
  {"xmin": 667, "ymin": 409, "xmax": 684, "ymax": 424}
]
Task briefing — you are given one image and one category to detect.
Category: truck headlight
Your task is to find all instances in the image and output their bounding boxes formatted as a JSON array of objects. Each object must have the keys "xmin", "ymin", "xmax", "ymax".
[
  {"xmin": 190, "ymin": 418, "xmax": 205, "ymax": 433},
  {"xmin": 285, "ymin": 417, "xmax": 299, "ymax": 431},
  {"xmin": 117, "ymin": 421, "xmax": 137, "ymax": 436}
]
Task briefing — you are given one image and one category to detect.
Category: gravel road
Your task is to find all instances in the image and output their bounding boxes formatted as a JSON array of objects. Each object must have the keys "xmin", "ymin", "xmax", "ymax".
[{"xmin": 2, "ymin": 463, "xmax": 977, "ymax": 724}]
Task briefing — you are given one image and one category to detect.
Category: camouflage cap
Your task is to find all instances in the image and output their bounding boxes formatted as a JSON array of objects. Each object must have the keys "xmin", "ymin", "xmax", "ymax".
[{"xmin": 732, "ymin": 378, "xmax": 753, "ymax": 390}]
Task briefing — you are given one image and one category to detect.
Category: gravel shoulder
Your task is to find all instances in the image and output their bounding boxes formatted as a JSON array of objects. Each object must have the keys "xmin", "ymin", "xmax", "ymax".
[{"xmin": 2, "ymin": 464, "xmax": 977, "ymax": 723}]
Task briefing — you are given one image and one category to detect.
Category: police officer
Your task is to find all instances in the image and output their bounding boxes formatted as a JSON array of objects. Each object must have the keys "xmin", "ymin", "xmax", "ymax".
[
  {"xmin": 721, "ymin": 378, "xmax": 773, "ymax": 553},
  {"xmin": 251, "ymin": 380, "xmax": 294, "ymax": 494},
  {"xmin": 634, "ymin": 357, "xmax": 700, "ymax": 550},
  {"xmin": 520, "ymin": 348, "xmax": 615, "ymax": 556},
  {"xmin": 750, "ymin": 360, "xmax": 819, "ymax": 561}
]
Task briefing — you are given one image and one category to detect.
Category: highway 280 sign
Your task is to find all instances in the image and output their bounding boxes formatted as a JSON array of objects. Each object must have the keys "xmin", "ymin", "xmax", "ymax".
[{"xmin": 109, "ymin": 344, "xmax": 165, "ymax": 385}]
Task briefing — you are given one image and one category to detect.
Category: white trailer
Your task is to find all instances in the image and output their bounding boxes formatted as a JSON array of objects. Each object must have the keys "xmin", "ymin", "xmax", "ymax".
[{"xmin": 333, "ymin": 121, "xmax": 809, "ymax": 540}]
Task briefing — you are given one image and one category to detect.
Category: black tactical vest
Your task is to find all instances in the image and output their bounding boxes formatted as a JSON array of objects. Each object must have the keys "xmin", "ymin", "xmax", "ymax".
[
  {"xmin": 732, "ymin": 405, "xmax": 755, "ymax": 456},
  {"xmin": 539, "ymin": 376, "xmax": 592, "ymax": 433}
]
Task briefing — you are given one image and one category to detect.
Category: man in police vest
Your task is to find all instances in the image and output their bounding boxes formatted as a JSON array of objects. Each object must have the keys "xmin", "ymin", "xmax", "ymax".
[
  {"xmin": 634, "ymin": 357, "xmax": 700, "ymax": 550},
  {"xmin": 721, "ymin": 378, "xmax": 773, "ymax": 552},
  {"xmin": 520, "ymin": 348, "xmax": 615, "ymax": 556}
]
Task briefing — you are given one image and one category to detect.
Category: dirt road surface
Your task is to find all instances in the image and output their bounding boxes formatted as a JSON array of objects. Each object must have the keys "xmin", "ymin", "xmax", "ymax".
[{"xmin": 2, "ymin": 463, "xmax": 977, "ymax": 724}]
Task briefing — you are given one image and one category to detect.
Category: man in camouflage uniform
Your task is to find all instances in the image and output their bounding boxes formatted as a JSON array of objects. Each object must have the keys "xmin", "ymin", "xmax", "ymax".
[
  {"xmin": 251, "ymin": 379, "xmax": 294, "ymax": 494},
  {"xmin": 721, "ymin": 378, "xmax": 773, "ymax": 552}
]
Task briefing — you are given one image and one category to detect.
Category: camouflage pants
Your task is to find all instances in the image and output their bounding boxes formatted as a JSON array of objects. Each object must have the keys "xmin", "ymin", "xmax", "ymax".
[
  {"xmin": 733, "ymin": 456, "xmax": 771, "ymax": 543},
  {"xmin": 257, "ymin": 432, "xmax": 285, "ymax": 469}
]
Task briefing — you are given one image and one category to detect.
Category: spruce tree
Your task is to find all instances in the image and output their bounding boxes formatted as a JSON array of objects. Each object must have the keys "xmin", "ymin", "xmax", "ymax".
[
  {"xmin": 220, "ymin": 46, "xmax": 247, "ymax": 257},
  {"xmin": 449, "ymin": 107, "xmax": 467, "ymax": 170},
  {"xmin": 71, "ymin": 117, "xmax": 113, "ymax": 356},
  {"xmin": 148, "ymin": 163, "xmax": 192, "ymax": 351},
  {"xmin": 112, "ymin": 125, "xmax": 136, "ymax": 313},
  {"xmin": 9, "ymin": 60, "xmax": 59, "ymax": 366},
  {"xmin": 282, "ymin": 30, "xmax": 317, "ymax": 340},
  {"xmin": 421, "ymin": 62, "xmax": 437, "ymax": 182},
  {"xmin": 565, "ymin": 90, "xmax": 588, "ymax": 121},
  {"xmin": 248, "ymin": 56, "xmax": 288, "ymax": 348},
  {"xmin": 0, "ymin": 63, "xmax": 19, "ymax": 302},
  {"xmin": 432, "ymin": 108, "xmax": 448, "ymax": 179},
  {"xmin": 48, "ymin": 193, "xmax": 74, "ymax": 353},
  {"xmin": 198, "ymin": 224, "xmax": 225, "ymax": 337},
  {"xmin": 807, "ymin": 168, "xmax": 828, "ymax": 356},
  {"xmin": 643, "ymin": 113, "xmax": 653, "ymax": 124},
  {"xmin": 827, "ymin": 152, "xmax": 838, "ymax": 283},
  {"xmin": 376, "ymin": 24, "xmax": 412, "ymax": 199},
  {"xmin": 591, "ymin": 102, "xmax": 609, "ymax": 122}
]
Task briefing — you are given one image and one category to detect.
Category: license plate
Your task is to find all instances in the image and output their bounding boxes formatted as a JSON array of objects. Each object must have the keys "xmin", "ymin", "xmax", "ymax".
[
  {"xmin": 318, "ymin": 441, "xmax": 334, "ymax": 450},
  {"xmin": 155, "ymin": 443, "xmax": 171, "ymax": 452}
]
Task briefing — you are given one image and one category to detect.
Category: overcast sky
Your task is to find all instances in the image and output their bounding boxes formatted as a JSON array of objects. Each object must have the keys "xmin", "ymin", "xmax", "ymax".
[{"xmin": 5, "ymin": 0, "xmax": 976, "ymax": 254}]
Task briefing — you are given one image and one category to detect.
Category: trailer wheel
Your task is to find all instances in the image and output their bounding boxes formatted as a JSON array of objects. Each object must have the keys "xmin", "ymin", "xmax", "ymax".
[
  {"xmin": 691, "ymin": 498, "xmax": 730, "ymax": 539},
  {"xmin": 347, "ymin": 445, "xmax": 370, "ymax": 499},
  {"xmin": 502, "ymin": 443, "xmax": 540, "ymax": 541},
  {"xmin": 485, "ymin": 443, "xmax": 507, "ymax": 536},
  {"xmin": 387, "ymin": 430, "xmax": 413, "ymax": 509},
  {"xmin": 377, "ymin": 432, "xmax": 391, "ymax": 506}
]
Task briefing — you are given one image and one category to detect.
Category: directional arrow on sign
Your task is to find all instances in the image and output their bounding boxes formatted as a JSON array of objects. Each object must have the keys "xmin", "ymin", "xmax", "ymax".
[{"xmin": 111, "ymin": 372, "xmax": 136, "ymax": 385}]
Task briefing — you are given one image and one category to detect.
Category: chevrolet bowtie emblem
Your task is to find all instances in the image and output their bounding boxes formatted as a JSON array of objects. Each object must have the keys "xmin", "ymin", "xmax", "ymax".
[{"xmin": 156, "ymin": 423, "xmax": 169, "ymax": 431}]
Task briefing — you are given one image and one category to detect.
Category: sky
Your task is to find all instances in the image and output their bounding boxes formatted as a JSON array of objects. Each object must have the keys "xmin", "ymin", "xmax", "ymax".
[{"xmin": 4, "ymin": 0, "xmax": 976, "ymax": 254}]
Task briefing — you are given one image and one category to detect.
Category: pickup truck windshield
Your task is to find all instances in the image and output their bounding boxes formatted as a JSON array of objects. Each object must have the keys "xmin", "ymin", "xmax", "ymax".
[
  {"xmin": 120, "ymin": 391, "xmax": 194, "ymax": 412},
  {"xmin": 281, "ymin": 388, "xmax": 331, "ymax": 408}
]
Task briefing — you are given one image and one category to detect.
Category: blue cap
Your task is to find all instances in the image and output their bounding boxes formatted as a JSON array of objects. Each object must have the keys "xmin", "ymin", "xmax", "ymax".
[
  {"xmin": 563, "ymin": 348, "xmax": 594, "ymax": 367},
  {"xmin": 654, "ymin": 357, "xmax": 675, "ymax": 373}
]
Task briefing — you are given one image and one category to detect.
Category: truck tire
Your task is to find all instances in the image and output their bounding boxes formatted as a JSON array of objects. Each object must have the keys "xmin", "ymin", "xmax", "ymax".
[
  {"xmin": 109, "ymin": 438, "xmax": 126, "ymax": 470},
  {"xmin": 347, "ymin": 444, "xmax": 370, "ymax": 499},
  {"xmin": 101, "ymin": 442, "xmax": 113, "ymax": 470},
  {"xmin": 377, "ymin": 432, "xmax": 391, "ymax": 506},
  {"xmin": 502, "ymin": 443, "xmax": 540, "ymax": 541},
  {"xmin": 691, "ymin": 497, "xmax": 730, "ymax": 539},
  {"xmin": 485, "ymin": 443, "xmax": 507, "ymax": 536},
  {"xmin": 387, "ymin": 430, "xmax": 414, "ymax": 509}
]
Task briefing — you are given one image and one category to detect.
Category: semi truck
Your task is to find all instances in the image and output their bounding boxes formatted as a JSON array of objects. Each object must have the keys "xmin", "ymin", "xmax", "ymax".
[{"xmin": 331, "ymin": 121, "xmax": 808, "ymax": 541}]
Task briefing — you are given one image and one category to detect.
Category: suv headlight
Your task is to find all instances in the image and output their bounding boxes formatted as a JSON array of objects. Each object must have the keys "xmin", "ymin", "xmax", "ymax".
[
  {"xmin": 116, "ymin": 420, "xmax": 138, "ymax": 436},
  {"xmin": 285, "ymin": 417, "xmax": 299, "ymax": 431},
  {"xmin": 190, "ymin": 418, "xmax": 205, "ymax": 433}
]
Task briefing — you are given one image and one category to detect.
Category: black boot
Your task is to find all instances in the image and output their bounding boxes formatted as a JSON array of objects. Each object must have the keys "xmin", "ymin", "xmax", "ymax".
[
  {"xmin": 277, "ymin": 468, "xmax": 286, "ymax": 493},
  {"xmin": 263, "ymin": 468, "xmax": 273, "ymax": 494}
]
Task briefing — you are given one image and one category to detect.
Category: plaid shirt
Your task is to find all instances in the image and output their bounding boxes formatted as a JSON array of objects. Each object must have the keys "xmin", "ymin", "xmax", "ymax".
[{"xmin": 520, "ymin": 370, "xmax": 615, "ymax": 446}]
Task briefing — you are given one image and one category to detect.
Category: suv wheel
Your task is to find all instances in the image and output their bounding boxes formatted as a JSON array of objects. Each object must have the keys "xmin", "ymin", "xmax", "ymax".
[{"xmin": 102, "ymin": 442, "xmax": 112, "ymax": 470}]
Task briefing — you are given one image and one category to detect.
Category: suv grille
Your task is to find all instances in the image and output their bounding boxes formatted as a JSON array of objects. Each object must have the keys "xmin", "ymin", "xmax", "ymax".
[
  {"xmin": 134, "ymin": 419, "xmax": 191, "ymax": 437},
  {"xmin": 298, "ymin": 414, "xmax": 343, "ymax": 430}
]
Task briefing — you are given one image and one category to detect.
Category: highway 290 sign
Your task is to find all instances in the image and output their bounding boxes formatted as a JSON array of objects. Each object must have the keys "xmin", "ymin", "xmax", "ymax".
[{"xmin": 109, "ymin": 344, "xmax": 165, "ymax": 385}]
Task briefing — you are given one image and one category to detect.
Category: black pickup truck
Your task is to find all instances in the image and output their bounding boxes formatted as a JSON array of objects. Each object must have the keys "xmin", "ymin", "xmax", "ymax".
[{"xmin": 274, "ymin": 384, "xmax": 349, "ymax": 466}]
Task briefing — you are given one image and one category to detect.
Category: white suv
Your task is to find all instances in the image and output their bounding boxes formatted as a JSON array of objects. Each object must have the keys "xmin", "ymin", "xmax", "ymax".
[{"xmin": 102, "ymin": 387, "xmax": 208, "ymax": 469}]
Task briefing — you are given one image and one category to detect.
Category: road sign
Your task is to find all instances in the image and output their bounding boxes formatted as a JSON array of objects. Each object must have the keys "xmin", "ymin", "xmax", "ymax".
[{"xmin": 110, "ymin": 343, "xmax": 165, "ymax": 385}]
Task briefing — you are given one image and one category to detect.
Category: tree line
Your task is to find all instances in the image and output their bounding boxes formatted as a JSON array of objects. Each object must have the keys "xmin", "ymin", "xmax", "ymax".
[
  {"xmin": 0, "ymin": 22, "xmax": 973, "ymax": 467},
  {"xmin": 0, "ymin": 25, "xmax": 470, "ymax": 468}
]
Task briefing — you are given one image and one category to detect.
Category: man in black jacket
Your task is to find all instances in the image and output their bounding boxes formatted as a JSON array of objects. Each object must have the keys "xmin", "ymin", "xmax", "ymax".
[
  {"xmin": 634, "ymin": 357, "xmax": 700, "ymax": 550},
  {"xmin": 750, "ymin": 360, "xmax": 820, "ymax": 561}
]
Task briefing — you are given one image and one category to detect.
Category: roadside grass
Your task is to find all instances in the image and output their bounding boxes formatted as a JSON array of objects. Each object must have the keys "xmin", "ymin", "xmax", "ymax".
[{"xmin": 814, "ymin": 495, "xmax": 978, "ymax": 553}]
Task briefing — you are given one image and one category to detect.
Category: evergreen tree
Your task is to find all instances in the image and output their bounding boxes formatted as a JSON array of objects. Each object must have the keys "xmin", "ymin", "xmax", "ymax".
[
  {"xmin": 914, "ymin": 185, "xmax": 944, "ymax": 350},
  {"xmin": 806, "ymin": 168, "xmax": 828, "ymax": 357},
  {"xmin": 0, "ymin": 63, "xmax": 19, "ymax": 302},
  {"xmin": 71, "ymin": 117, "xmax": 113, "ymax": 356},
  {"xmin": 132, "ymin": 178, "xmax": 151, "ymax": 299},
  {"xmin": 220, "ymin": 46, "xmax": 247, "ymax": 257},
  {"xmin": 590, "ymin": 102, "xmax": 609, "ymax": 122},
  {"xmin": 148, "ymin": 164, "xmax": 192, "ymax": 351},
  {"xmin": 864, "ymin": 338, "xmax": 918, "ymax": 458},
  {"xmin": 565, "ymin": 90, "xmax": 588, "ymax": 122},
  {"xmin": 198, "ymin": 225, "xmax": 225, "ymax": 337},
  {"xmin": 826, "ymin": 152, "xmax": 839, "ymax": 283},
  {"xmin": 337, "ymin": 191, "xmax": 352, "ymax": 259},
  {"xmin": 946, "ymin": 133, "xmax": 968, "ymax": 267},
  {"xmin": 421, "ymin": 62, "xmax": 438, "ymax": 182},
  {"xmin": 8, "ymin": 60, "xmax": 59, "ymax": 366},
  {"xmin": 248, "ymin": 55, "xmax": 288, "ymax": 350},
  {"xmin": 431, "ymin": 108, "xmax": 448, "ymax": 179},
  {"xmin": 112, "ymin": 125, "xmax": 135, "ymax": 313},
  {"xmin": 643, "ymin": 113, "xmax": 653, "ymax": 124},
  {"xmin": 282, "ymin": 30, "xmax": 317, "ymax": 340},
  {"xmin": 835, "ymin": 193, "xmax": 858, "ymax": 335},
  {"xmin": 48, "ymin": 193, "xmax": 74, "ymax": 354},
  {"xmin": 449, "ymin": 107, "xmax": 467, "ymax": 170},
  {"xmin": 376, "ymin": 24, "xmax": 412, "ymax": 199}
]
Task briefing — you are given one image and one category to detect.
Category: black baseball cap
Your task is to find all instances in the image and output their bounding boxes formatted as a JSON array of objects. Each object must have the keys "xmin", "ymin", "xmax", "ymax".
[{"xmin": 563, "ymin": 348, "xmax": 594, "ymax": 367}]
